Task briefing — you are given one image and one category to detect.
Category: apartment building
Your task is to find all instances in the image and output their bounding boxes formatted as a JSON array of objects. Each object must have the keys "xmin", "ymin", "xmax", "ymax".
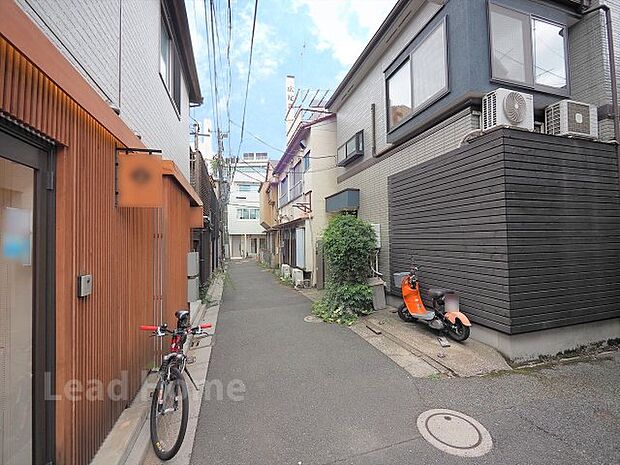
[
  {"xmin": 325, "ymin": 0, "xmax": 620, "ymax": 359},
  {"xmin": 0, "ymin": 0, "xmax": 203, "ymax": 463},
  {"xmin": 227, "ymin": 152, "xmax": 269, "ymax": 258},
  {"xmin": 269, "ymin": 115, "xmax": 342, "ymax": 286}
]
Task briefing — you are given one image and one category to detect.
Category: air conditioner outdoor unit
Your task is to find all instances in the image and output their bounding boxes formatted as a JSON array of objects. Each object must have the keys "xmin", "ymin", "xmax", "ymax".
[
  {"xmin": 544, "ymin": 100, "xmax": 598, "ymax": 139},
  {"xmin": 281, "ymin": 264, "xmax": 291, "ymax": 278},
  {"xmin": 291, "ymin": 268, "xmax": 304, "ymax": 287},
  {"xmin": 482, "ymin": 88, "xmax": 534, "ymax": 132}
]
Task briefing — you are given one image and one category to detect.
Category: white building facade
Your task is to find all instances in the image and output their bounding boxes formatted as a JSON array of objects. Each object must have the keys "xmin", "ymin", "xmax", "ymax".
[
  {"xmin": 16, "ymin": 0, "xmax": 202, "ymax": 179},
  {"xmin": 273, "ymin": 115, "xmax": 342, "ymax": 286},
  {"xmin": 228, "ymin": 152, "xmax": 269, "ymax": 258}
]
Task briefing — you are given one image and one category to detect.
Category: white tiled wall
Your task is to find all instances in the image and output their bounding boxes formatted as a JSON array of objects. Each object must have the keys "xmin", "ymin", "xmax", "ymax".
[{"xmin": 17, "ymin": 0, "xmax": 194, "ymax": 179}]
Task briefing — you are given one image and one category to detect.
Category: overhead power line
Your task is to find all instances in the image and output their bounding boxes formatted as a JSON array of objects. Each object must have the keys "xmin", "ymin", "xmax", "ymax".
[{"xmin": 235, "ymin": 0, "xmax": 259, "ymax": 159}]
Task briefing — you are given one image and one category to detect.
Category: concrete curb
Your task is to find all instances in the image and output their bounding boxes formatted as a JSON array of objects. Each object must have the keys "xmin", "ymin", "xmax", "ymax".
[{"xmin": 90, "ymin": 270, "xmax": 226, "ymax": 465}]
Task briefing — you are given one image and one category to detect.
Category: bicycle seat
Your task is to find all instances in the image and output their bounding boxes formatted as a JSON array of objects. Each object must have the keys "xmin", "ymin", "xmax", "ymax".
[{"xmin": 428, "ymin": 288, "xmax": 454, "ymax": 300}]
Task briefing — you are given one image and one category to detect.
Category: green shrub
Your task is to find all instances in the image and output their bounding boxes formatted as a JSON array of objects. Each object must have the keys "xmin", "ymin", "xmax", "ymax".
[
  {"xmin": 313, "ymin": 214, "xmax": 377, "ymax": 324},
  {"xmin": 313, "ymin": 283, "xmax": 373, "ymax": 325},
  {"xmin": 322, "ymin": 214, "xmax": 376, "ymax": 285}
]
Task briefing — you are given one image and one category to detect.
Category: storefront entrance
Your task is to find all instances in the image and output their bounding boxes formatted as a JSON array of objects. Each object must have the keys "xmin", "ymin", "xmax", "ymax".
[{"xmin": 0, "ymin": 123, "xmax": 55, "ymax": 465}]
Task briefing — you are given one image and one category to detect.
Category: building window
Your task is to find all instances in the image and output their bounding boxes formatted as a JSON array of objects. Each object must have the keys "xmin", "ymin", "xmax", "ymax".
[
  {"xmin": 235, "ymin": 165, "xmax": 267, "ymax": 174},
  {"xmin": 337, "ymin": 130, "xmax": 364, "ymax": 166},
  {"xmin": 160, "ymin": 19, "xmax": 171, "ymax": 87},
  {"xmin": 489, "ymin": 4, "xmax": 567, "ymax": 90},
  {"xmin": 387, "ymin": 60, "xmax": 412, "ymax": 129},
  {"xmin": 386, "ymin": 19, "xmax": 448, "ymax": 130},
  {"xmin": 279, "ymin": 176, "xmax": 288, "ymax": 206},
  {"xmin": 303, "ymin": 152, "xmax": 310, "ymax": 172},
  {"xmin": 238, "ymin": 183, "xmax": 258, "ymax": 192},
  {"xmin": 237, "ymin": 207, "xmax": 259, "ymax": 220},
  {"xmin": 160, "ymin": 13, "xmax": 182, "ymax": 112},
  {"xmin": 532, "ymin": 18, "xmax": 566, "ymax": 88},
  {"xmin": 411, "ymin": 22, "xmax": 447, "ymax": 109},
  {"xmin": 290, "ymin": 162, "xmax": 303, "ymax": 200}
]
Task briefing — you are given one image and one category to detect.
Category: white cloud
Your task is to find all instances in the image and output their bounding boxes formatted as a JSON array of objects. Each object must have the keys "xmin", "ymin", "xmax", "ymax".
[
  {"xmin": 231, "ymin": 2, "xmax": 286, "ymax": 81},
  {"xmin": 294, "ymin": 0, "xmax": 398, "ymax": 67}
]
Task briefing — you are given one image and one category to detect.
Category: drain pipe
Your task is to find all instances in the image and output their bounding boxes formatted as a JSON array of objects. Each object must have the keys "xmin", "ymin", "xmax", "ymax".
[
  {"xmin": 371, "ymin": 103, "xmax": 393, "ymax": 157},
  {"xmin": 582, "ymin": 4, "xmax": 620, "ymax": 181}
]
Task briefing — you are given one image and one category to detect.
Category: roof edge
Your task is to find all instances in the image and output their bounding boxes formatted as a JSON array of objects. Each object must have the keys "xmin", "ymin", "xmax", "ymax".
[{"xmin": 325, "ymin": 0, "xmax": 411, "ymax": 109}]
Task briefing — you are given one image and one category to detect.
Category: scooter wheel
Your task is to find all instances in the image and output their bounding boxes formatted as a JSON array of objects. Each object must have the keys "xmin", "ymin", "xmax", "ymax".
[
  {"xmin": 397, "ymin": 303, "xmax": 416, "ymax": 323},
  {"xmin": 447, "ymin": 320, "xmax": 470, "ymax": 342}
]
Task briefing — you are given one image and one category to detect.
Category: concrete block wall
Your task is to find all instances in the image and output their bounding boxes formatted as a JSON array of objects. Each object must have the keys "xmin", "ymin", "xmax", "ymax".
[
  {"xmin": 338, "ymin": 109, "xmax": 479, "ymax": 290},
  {"xmin": 18, "ymin": 0, "xmax": 194, "ymax": 179}
]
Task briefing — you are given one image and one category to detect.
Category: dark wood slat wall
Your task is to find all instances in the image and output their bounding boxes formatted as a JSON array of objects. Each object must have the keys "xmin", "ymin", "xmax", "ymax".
[
  {"xmin": 389, "ymin": 132, "xmax": 513, "ymax": 332},
  {"xmin": 502, "ymin": 130, "xmax": 620, "ymax": 332},
  {"xmin": 0, "ymin": 37, "xmax": 193, "ymax": 464},
  {"xmin": 388, "ymin": 128, "xmax": 620, "ymax": 334}
]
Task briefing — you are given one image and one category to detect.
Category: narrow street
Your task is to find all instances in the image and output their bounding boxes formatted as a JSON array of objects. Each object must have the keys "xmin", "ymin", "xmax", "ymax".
[{"xmin": 190, "ymin": 261, "xmax": 619, "ymax": 465}]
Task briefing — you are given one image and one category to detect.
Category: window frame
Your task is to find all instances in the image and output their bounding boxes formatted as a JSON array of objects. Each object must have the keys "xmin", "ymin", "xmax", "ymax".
[
  {"xmin": 159, "ymin": 9, "xmax": 182, "ymax": 118},
  {"xmin": 238, "ymin": 183, "xmax": 257, "ymax": 192},
  {"xmin": 303, "ymin": 151, "xmax": 310, "ymax": 173},
  {"xmin": 290, "ymin": 161, "xmax": 303, "ymax": 201},
  {"xmin": 237, "ymin": 207, "xmax": 259, "ymax": 220},
  {"xmin": 279, "ymin": 175, "xmax": 288, "ymax": 206},
  {"xmin": 386, "ymin": 58, "xmax": 413, "ymax": 131},
  {"xmin": 488, "ymin": 2, "xmax": 569, "ymax": 96},
  {"xmin": 337, "ymin": 130, "xmax": 364, "ymax": 166},
  {"xmin": 384, "ymin": 18, "xmax": 449, "ymax": 133}
]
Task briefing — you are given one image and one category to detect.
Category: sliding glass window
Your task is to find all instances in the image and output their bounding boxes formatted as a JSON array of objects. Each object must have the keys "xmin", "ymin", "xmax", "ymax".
[
  {"xmin": 387, "ymin": 60, "xmax": 412, "ymax": 129},
  {"xmin": 489, "ymin": 3, "xmax": 567, "ymax": 90},
  {"xmin": 386, "ymin": 19, "xmax": 448, "ymax": 131},
  {"xmin": 411, "ymin": 22, "xmax": 447, "ymax": 109}
]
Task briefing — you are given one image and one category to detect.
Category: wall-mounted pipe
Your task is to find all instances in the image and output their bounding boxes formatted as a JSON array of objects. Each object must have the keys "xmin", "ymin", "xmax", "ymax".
[{"xmin": 371, "ymin": 103, "xmax": 393, "ymax": 157}]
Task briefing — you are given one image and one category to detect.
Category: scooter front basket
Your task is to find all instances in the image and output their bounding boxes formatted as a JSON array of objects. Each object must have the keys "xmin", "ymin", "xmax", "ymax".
[{"xmin": 393, "ymin": 272, "xmax": 410, "ymax": 288}]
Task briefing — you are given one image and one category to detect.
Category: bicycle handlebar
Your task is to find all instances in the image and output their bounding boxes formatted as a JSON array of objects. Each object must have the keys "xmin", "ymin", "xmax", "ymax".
[{"xmin": 139, "ymin": 323, "xmax": 213, "ymax": 333}]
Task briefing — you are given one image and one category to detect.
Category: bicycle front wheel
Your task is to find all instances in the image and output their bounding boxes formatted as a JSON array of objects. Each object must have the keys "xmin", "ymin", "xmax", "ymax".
[{"xmin": 150, "ymin": 366, "xmax": 189, "ymax": 460}]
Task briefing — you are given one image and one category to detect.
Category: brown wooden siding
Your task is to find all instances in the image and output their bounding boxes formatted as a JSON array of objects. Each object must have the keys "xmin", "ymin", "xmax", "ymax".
[
  {"xmin": 0, "ymin": 36, "xmax": 194, "ymax": 464},
  {"xmin": 389, "ymin": 128, "xmax": 620, "ymax": 334},
  {"xmin": 163, "ymin": 176, "xmax": 192, "ymax": 322}
]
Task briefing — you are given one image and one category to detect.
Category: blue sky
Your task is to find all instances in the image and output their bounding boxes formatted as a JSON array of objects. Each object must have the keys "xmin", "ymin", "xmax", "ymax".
[{"xmin": 187, "ymin": 0, "xmax": 397, "ymax": 161}]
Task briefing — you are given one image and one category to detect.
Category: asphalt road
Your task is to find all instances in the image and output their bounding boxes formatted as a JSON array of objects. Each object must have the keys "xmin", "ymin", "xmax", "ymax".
[{"xmin": 190, "ymin": 261, "xmax": 619, "ymax": 465}]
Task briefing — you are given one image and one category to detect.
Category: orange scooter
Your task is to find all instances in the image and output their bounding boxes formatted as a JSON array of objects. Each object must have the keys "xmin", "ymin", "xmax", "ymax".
[{"xmin": 395, "ymin": 262, "xmax": 471, "ymax": 342}]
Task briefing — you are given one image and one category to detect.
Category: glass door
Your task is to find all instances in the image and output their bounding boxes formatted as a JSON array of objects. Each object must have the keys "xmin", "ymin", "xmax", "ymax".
[{"xmin": 0, "ymin": 157, "xmax": 34, "ymax": 465}]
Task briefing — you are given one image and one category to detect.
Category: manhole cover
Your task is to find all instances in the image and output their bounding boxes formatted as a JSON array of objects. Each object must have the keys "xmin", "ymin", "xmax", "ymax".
[
  {"xmin": 417, "ymin": 409, "xmax": 492, "ymax": 457},
  {"xmin": 304, "ymin": 315, "xmax": 321, "ymax": 323}
]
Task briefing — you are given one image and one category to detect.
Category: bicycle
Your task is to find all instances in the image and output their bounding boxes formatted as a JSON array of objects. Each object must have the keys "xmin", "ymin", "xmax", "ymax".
[{"xmin": 140, "ymin": 310, "xmax": 213, "ymax": 460}]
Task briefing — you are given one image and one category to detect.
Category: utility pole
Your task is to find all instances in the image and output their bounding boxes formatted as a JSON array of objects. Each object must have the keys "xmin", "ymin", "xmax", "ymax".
[{"xmin": 215, "ymin": 129, "xmax": 229, "ymax": 261}]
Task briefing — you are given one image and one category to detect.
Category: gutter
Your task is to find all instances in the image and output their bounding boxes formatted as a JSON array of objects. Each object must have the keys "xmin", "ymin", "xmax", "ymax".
[{"xmin": 581, "ymin": 4, "xmax": 620, "ymax": 183}]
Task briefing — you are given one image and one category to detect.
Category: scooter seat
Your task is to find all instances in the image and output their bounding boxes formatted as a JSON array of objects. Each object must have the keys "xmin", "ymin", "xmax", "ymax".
[{"xmin": 428, "ymin": 288, "xmax": 454, "ymax": 300}]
